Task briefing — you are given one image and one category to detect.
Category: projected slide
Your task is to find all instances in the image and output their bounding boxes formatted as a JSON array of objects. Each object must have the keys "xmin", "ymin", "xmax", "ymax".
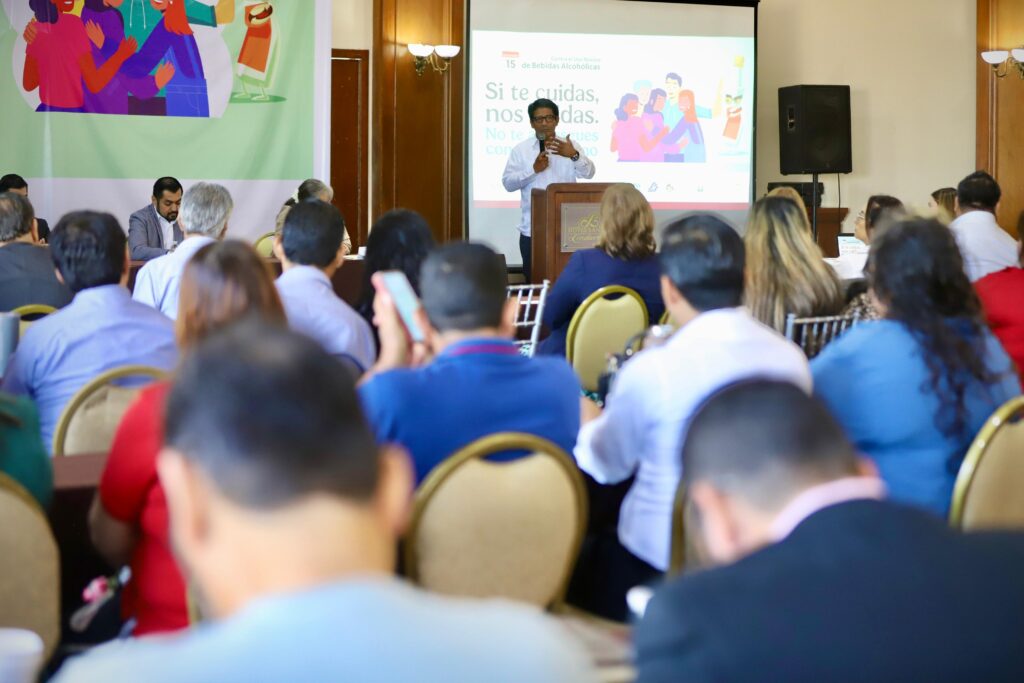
[{"xmin": 470, "ymin": 30, "xmax": 754, "ymax": 210}]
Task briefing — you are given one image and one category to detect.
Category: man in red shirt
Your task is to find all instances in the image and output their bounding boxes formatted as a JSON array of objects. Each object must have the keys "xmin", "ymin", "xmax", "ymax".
[{"xmin": 976, "ymin": 240, "xmax": 1024, "ymax": 383}]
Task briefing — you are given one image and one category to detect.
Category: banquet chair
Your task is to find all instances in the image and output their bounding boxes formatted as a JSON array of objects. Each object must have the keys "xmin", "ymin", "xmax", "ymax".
[
  {"xmin": 404, "ymin": 432, "xmax": 587, "ymax": 609},
  {"xmin": 949, "ymin": 396, "xmax": 1024, "ymax": 530},
  {"xmin": 668, "ymin": 476, "xmax": 709, "ymax": 576},
  {"xmin": 10, "ymin": 304, "xmax": 57, "ymax": 337},
  {"xmin": 506, "ymin": 279, "xmax": 550, "ymax": 357},
  {"xmin": 784, "ymin": 311, "xmax": 862, "ymax": 359},
  {"xmin": 52, "ymin": 365, "xmax": 168, "ymax": 457},
  {"xmin": 0, "ymin": 473, "xmax": 59, "ymax": 661},
  {"xmin": 253, "ymin": 231, "xmax": 277, "ymax": 258},
  {"xmin": 566, "ymin": 286, "xmax": 648, "ymax": 392}
]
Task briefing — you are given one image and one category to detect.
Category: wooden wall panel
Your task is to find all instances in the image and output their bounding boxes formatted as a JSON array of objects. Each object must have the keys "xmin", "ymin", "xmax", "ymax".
[
  {"xmin": 330, "ymin": 49, "xmax": 370, "ymax": 248},
  {"xmin": 374, "ymin": 0, "xmax": 465, "ymax": 243},
  {"xmin": 977, "ymin": 0, "xmax": 1024, "ymax": 237}
]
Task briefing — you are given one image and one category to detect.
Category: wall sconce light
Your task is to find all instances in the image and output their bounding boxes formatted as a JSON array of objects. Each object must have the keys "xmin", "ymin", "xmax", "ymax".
[
  {"xmin": 981, "ymin": 48, "xmax": 1024, "ymax": 79},
  {"xmin": 408, "ymin": 43, "xmax": 461, "ymax": 76}
]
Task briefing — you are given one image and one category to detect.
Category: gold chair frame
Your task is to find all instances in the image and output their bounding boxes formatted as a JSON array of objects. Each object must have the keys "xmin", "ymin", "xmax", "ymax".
[
  {"xmin": 52, "ymin": 365, "xmax": 168, "ymax": 457},
  {"xmin": 404, "ymin": 432, "xmax": 588, "ymax": 610},
  {"xmin": 253, "ymin": 231, "xmax": 277, "ymax": 258},
  {"xmin": 668, "ymin": 478, "xmax": 687, "ymax": 575},
  {"xmin": 949, "ymin": 396, "xmax": 1024, "ymax": 529},
  {"xmin": 565, "ymin": 285, "xmax": 649, "ymax": 376},
  {"xmin": 10, "ymin": 304, "xmax": 58, "ymax": 319},
  {"xmin": 0, "ymin": 471, "xmax": 59, "ymax": 660}
]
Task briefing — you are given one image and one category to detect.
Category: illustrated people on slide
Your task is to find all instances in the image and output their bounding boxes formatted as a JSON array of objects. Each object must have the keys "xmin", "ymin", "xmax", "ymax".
[
  {"xmin": 22, "ymin": 0, "xmax": 137, "ymax": 113},
  {"xmin": 501, "ymin": 98, "xmax": 595, "ymax": 280},
  {"xmin": 642, "ymin": 89, "xmax": 666, "ymax": 135},
  {"xmin": 80, "ymin": 0, "xmax": 175, "ymax": 114},
  {"xmin": 723, "ymin": 93, "xmax": 743, "ymax": 140},
  {"xmin": 662, "ymin": 72, "xmax": 684, "ymax": 129},
  {"xmin": 235, "ymin": 2, "xmax": 279, "ymax": 101},
  {"xmin": 610, "ymin": 93, "xmax": 668, "ymax": 162},
  {"xmin": 122, "ymin": 0, "xmax": 205, "ymax": 117},
  {"xmin": 662, "ymin": 89, "xmax": 706, "ymax": 163}
]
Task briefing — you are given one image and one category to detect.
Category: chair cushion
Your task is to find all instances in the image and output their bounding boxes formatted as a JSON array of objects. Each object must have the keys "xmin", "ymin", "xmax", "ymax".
[{"xmin": 63, "ymin": 386, "xmax": 142, "ymax": 456}]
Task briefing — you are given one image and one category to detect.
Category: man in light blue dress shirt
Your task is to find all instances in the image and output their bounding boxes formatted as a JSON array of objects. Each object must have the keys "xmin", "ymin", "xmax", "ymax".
[
  {"xmin": 133, "ymin": 182, "xmax": 233, "ymax": 319},
  {"xmin": 2, "ymin": 211, "xmax": 177, "ymax": 453},
  {"xmin": 274, "ymin": 200, "xmax": 375, "ymax": 372},
  {"xmin": 571, "ymin": 214, "xmax": 811, "ymax": 621},
  {"xmin": 53, "ymin": 323, "xmax": 597, "ymax": 683}
]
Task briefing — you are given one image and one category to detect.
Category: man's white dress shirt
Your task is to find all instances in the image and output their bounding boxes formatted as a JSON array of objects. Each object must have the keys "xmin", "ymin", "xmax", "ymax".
[
  {"xmin": 574, "ymin": 307, "xmax": 813, "ymax": 571},
  {"xmin": 949, "ymin": 210, "xmax": 1019, "ymax": 282},
  {"xmin": 275, "ymin": 265, "xmax": 376, "ymax": 371},
  {"xmin": 132, "ymin": 235, "xmax": 216, "ymax": 319},
  {"xmin": 157, "ymin": 213, "xmax": 176, "ymax": 251},
  {"xmin": 501, "ymin": 137, "xmax": 595, "ymax": 237}
]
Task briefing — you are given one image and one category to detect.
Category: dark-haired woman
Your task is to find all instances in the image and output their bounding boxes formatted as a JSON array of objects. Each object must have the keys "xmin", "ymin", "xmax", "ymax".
[
  {"xmin": 91, "ymin": 241, "xmax": 287, "ymax": 635},
  {"xmin": 811, "ymin": 217, "xmax": 1021, "ymax": 516},
  {"xmin": 354, "ymin": 209, "xmax": 435, "ymax": 338}
]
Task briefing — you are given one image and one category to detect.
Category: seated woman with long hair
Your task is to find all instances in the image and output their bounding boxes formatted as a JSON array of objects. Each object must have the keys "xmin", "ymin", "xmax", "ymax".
[
  {"xmin": 812, "ymin": 217, "xmax": 1021, "ymax": 516},
  {"xmin": 744, "ymin": 195, "xmax": 845, "ymax": 332},
  {"xmin": 89, "ymin": 241, "xmax": 287, "ymax": 636},
  {"xmin": 354, "ymin": 209, "xmax": 436, "ymax": 336},
  {"xmin": 845, "ymin": 194, "xmax": 904, "ymax": 320},
  {"xmin": 538, "ymin": 183, "xmax": 663, "ymax": 356}
]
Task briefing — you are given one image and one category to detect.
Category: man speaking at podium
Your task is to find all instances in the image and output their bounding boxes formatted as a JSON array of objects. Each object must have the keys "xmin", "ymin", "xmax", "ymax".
[{"xmin": 502, "ymin": 98, "xmax": 595, "ymax": 280}]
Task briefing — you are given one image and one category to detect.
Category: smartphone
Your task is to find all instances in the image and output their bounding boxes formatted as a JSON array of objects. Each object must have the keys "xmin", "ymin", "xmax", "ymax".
[{"xmin": 378, "ymin": 271, "xmax": 425, "ymax": 343}]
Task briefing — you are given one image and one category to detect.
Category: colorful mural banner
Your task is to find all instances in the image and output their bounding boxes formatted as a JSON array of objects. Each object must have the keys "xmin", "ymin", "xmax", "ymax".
[{"xmin": 0, "ymin": 0, "xmax": 330, "ymax": 239}]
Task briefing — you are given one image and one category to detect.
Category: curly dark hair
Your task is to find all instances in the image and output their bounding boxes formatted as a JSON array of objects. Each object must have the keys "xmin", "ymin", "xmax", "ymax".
[
  {"xmin": 355, "ymin": 209, "xmax": 435, "ymax": 326},
  {"xmin": 867, "ymin": 217, "xmax": 1000, "ymax": 440}
]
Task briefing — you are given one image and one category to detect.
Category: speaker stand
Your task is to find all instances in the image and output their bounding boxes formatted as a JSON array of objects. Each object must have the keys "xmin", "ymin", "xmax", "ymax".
[{"xmin": 810, "ymin": 172, "xmax": 820, "ymax": 243}]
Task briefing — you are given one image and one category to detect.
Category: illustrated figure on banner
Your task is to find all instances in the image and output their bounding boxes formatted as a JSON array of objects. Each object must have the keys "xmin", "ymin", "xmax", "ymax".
[
  {"xmin": 234, "ymin": 2, "xmax": 279, "ymax": 101},
  {"xmin": 19, "ymin": 0, "xmax": 237, "ymax": 117}
]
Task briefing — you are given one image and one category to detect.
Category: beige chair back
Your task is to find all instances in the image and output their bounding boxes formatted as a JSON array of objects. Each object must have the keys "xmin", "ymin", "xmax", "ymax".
[
  {"xmin": 254, "ymin": 232, "xmax": 277, "ymax": 258},
  {"xmin": 950, "ymin": 397, "xmax": 1024, "ymax": 530},
  {"xmin": 566, "ymin": 286, "xmax": 649, "ymax": 392},
  {"xmin": 405, "ymin": 433, "xmax": 587, "ymax": 609},
  {"xmin": 10, "ymin": 304, "xmax": 57, "ymax": 338},
  {"xmin": 668, "ymin": 477, "xmax": 709, "ymax": 576},
  {"xmin": 53, "ymin": 365, "xmax": 168, "ymax": 457},
  {"xmin": 0, "ymin": 474, "xmax": 59, "ymax": 661}
]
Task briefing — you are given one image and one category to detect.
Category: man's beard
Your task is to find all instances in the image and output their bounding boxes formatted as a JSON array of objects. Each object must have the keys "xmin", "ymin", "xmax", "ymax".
[{"xmin": 164, "ymin": 212, "xmax": 178, "ymax": 222}]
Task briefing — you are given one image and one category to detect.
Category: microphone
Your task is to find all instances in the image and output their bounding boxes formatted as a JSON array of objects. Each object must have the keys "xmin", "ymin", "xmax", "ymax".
[{"xmin": 537, "ymin": 130, "xmax": 546, "ymax": 153}]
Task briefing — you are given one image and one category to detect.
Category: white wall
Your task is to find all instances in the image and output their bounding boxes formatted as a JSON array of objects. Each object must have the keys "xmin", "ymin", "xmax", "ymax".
[
  {"xmin": 757, "ymin": 0, "xmax": 976, "ymax": 222},
  {"xmin": 332, "ymin": 0, "xmax": 373, "ymax": 49}
]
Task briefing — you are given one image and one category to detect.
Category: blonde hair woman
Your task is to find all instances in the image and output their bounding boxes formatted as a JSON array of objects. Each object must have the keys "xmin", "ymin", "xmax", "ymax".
[
  {"xmin": 537, "ymin": 183, "xmax": 664, "ymax": 355},
  {"xmin": 744, "ymin": 195, "xmax": 845, "ymax": 332}
]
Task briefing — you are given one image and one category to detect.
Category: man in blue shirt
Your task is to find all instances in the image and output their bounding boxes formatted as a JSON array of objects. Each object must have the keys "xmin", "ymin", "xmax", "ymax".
[
  {"xmin": 53, "ymin": 323, "xmax": 596, "ymax": 683},
  {"xmin": 359, "ymin": 242, "xmax": 581, "ymax": 483},
  {"xmin": 2, "ymin": 211, "xmax": 177, "ymax": 453},
  {"xmin": 274, "ymin": 199, "xmax": 375, "ymax": 372}
]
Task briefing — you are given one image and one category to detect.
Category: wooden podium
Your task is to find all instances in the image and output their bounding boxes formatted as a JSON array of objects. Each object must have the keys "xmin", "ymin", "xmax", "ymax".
[{"xmin": 531, "ymin": 183, "xmax": 616, "ymax": 284}]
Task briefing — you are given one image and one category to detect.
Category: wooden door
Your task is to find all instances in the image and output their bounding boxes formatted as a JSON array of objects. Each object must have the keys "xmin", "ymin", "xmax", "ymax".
[{"xmin": 331, "ymin": 49, "xmax": 370, "ymax": 248}]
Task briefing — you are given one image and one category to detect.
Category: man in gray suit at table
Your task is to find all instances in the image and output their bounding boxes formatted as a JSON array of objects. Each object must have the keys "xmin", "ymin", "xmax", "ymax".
[{"xmin": 128, "ymin": 177, "xmax": 184, "ymax": 261}]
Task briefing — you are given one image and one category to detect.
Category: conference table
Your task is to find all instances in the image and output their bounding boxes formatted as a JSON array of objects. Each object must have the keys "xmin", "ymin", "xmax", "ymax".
[{"xmin": 127, "ymin": 256, "xmax": 367, "ymax": 305}]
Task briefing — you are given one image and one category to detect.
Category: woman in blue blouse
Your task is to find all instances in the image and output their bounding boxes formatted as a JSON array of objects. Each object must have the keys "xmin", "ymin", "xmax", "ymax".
[
  {"xmin": 811, "ymin": 217, "xmax": 1021, "ymax": 516},
  {"xmin": 538, "ymin": 184, "xmax": 663, "ymax": 356}
]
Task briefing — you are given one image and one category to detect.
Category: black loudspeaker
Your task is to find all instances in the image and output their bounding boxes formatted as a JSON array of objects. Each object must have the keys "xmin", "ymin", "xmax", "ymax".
[{"xmin": 778, "ymin": 85, "xmax": 852, "ymax": 175}]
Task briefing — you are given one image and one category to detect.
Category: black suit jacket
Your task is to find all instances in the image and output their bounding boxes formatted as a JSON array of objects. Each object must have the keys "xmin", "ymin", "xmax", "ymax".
[
  {"xmin": 0, "ymin": 242, "xmax": 72, "ymax": 312},
  {"xmin": 635, "ymin": 499, "xmax": 1024, "ymax": 683}
]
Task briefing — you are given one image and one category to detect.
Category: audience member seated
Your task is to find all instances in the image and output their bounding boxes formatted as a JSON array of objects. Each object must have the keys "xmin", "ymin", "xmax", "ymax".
[
  {"xmin": 744, "ymin": 196, "xmax": 844, "ymax": 332},
  {"xmin": 634, "ymin": 380, "xmax": 1024, "ymax": 683},
  {"xmin": 274, "ymin": 179, "xmax": 351, "ymax": 254},
  {"xmin": 570, "ymin": 214, "xmax": 811, "ymax": 621},
  {"xmin": 1, "ymin": 211, "xmax": 177, "ymax": 453},
  {"xmin": 766, "ymin": 185, "xmax": 808, "ymax": 215},
  {"xmin": 537, "ymin": 183, "xmax": 664, "ymax": 356},
  {"xmin": 949, "ymin": 171, "xmax": 1018, "ymax": 282},
  {"xmin": 844, "ymin": 194, "xmax": 904, "ymax": 321},
  {"xmin": 90, "ymin": 240, "xmax": 287, "ymax": 636},
  {"xmin": 930, "ymin": 185, "xmax": 957, "ymax": 221},
  {"xmin": 55, "ymin": 323, "xmax": 597, "ymax": 682},
  {"xmin": 128, "ymin": 177, "xmax": 184, "ymax": 261},
  {"xmin": 812, "ymin": 217, "xmax": 1021, "ymax": 516},
  {"xmin": 274, "ymin": 200, "xmax": 375, "ymax": 372},
  {"xmin": 0, "ymin": 392, "xmax": 52, "ymax": 508},
  {"xmin": 975, "ymin": 241, "xmax": 1024, "ymax": 384},
  {"xmin": 133, "ymin": 182, "xmax": 233, "ymax": 319},
  {"xmin": 359, "ymin": 242, "xmax": 580, "ymax": 483},
  {"xmin": 0, "ymin": 174, "xmax": 49, "ymax": 242},
  {"xmin": 354, "ymin": 208, "xmax": 435, "ymax": 338},
  {"xmin": 0, "ymin": 192, "xmax": 72, "ymax": 311}
]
